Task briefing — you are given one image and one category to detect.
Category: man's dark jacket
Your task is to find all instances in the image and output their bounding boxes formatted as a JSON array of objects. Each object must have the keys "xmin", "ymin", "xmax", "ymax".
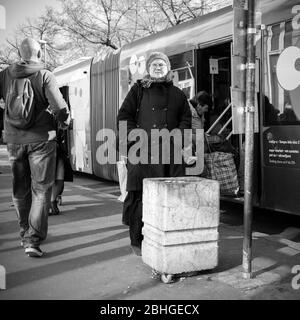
[{"xmin": 0, "ymin": 61, "xmax": 69, "ymax": 144}]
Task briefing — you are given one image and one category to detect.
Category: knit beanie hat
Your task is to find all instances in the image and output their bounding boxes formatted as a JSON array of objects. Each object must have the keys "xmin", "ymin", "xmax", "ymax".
[{"xmin": 146, "ymin": 51, "xmax": 171, "ymax": 73}]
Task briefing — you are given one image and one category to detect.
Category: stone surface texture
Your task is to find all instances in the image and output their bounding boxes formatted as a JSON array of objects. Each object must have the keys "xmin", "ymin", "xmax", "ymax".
[{"xmin": 142, "ymin": 177, "xmax": 220, "ymax": 275}]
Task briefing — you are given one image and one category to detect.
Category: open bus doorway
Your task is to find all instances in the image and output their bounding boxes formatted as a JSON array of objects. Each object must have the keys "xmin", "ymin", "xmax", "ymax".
[
  {"xmin": 195, "ymin": 42, "xmax": 248, "ymax": 198},
  {"xmin": 196, "ymin": 42, "xmax": 232, "ymax": 133},
  {"xmin": 195, "ymin": 41, "xmax": 261, "ymax": 202},
  {"xmin": 59, "ymin": 86, "xmax": 72, "ymax": 171}
]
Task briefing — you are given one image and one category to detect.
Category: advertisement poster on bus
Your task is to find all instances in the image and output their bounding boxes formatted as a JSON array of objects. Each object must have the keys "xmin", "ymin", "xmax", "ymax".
[{"xmin": 263, "ymin": 4, "xmax": 300, "ymax": 169}]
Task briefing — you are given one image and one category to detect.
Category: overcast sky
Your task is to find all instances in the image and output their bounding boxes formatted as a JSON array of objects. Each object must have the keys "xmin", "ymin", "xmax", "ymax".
[{"xmin": 0, "ymin": 0, "xmax": 61, "ymax": 45}]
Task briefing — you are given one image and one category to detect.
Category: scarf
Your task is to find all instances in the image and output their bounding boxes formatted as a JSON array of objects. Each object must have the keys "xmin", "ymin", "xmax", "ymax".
[{"xmin": 141, "ymin": 71, "xmax": 173, "ymax": 88}]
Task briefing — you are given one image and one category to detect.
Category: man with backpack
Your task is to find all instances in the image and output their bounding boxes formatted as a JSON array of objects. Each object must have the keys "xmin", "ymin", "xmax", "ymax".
[{"xmin": 0, "ymin": 38, "xmax": 70, "ymax": 257}]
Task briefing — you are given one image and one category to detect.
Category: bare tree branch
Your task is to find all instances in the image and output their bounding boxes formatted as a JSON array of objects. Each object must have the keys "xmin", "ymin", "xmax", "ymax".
[{"xmin": 0, "ymin": 0, "xmax": 232, "ymax": 71}]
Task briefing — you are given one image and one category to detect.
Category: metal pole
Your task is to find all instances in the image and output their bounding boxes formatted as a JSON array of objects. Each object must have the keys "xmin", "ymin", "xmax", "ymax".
[
  {"xmin": 211, "ymin": 73, "xmax": 214, "ymax": 110},
  {"xmin": 243, "ymin": 0, "xmax": 256, "ymax": 279},
  {"xmin": 44, "ymin": 43, "xmax": 46, "ymax": 67}
]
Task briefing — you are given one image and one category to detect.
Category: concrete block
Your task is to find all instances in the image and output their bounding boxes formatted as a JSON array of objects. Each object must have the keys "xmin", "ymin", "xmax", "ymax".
[
  {"xmin": 143, "ymin": 223, "xmax": 218, "ymax": 246},
  {"xmin": 142, "ymin": 176, "xmax": 220, "ymax": 274},
  {"xmin": 143, "ymin": 203, "xmax": 219, "ymax": 231},
  {"xmin": 143, "ymin": 177, "xmax": 219, "ymax": 231},
  {"xmin": 142, "ymin": 237, "xmax": 218, "ymax": 274}
]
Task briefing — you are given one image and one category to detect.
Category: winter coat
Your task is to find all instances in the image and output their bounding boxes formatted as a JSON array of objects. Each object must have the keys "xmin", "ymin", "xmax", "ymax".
[
  {"xmin": 117, "ymin": 80, "xmax": 191, "ymax": 191},
  {"xmin": 0, "ymin": 61, "xmax": 70, "ymax": 144}
]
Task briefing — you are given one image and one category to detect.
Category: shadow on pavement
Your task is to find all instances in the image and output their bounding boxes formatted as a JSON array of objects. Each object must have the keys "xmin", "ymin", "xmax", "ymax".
[
  {"xmin": 220, "ymin": 201, "xmax": 300, "ymax": 236},
  {"xmin": 0, "ymin": 225, "xmax": 128, "ymax": 253},
  {"xmin": 0, "ymin": 203, "xmax": 123, "ymax": 236},
  {"xmin": 44, "ymin": 230, "xmax": 129, "ymax": 258},
  {"xmin": 6, "ymin": 245, "xmax": 132, "ymax": 289}
]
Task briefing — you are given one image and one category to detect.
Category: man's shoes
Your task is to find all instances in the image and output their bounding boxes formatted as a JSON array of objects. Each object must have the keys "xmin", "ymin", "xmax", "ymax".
[
  {"xmin": 25, "ymin": 246, "xmax": 44, "ymax": 257},
  {"xmin": 49, "ymin": 201, "xmax": 60, "ymax": 216},
  {"xmin": 131, "ymin": 245, "xmax": 142, "ymax": 256}
]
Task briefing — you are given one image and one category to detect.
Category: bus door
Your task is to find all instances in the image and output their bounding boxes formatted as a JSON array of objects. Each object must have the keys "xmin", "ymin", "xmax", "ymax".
[
  {"xmin": 260, "ymin": 10, "xmax": 300, "ymax": 214},
  {"xmin": 67, "ymin": 78, "xmax": 93, "ymax": 175},
  {"xmin": 196, "ymin": 42, "xmax": 232, "ymax": 132},
  {"xmin": 195, "ymin": 42, "xmax": 246, "ymax": 189},
  {"xmin": 59, "ymin": 86, "xmax": 72, "ymax": 162},
  {"xmin": 196, "ymin": 41, "xmax": 262, "ymax": 201}
]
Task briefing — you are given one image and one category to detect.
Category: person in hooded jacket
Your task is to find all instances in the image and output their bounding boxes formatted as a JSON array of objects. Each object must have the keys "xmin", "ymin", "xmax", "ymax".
[
  {"xmin": 0, "ymin": 38, "xmax": 70, "ymax": 257},
  {"xmin": 117, "ymin": 52, "xmax": 191, "ymax": 255}
]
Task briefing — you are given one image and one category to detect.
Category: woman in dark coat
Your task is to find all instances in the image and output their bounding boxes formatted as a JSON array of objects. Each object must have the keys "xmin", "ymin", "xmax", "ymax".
[{"xmin": 117, "ymin": 51, "xmax": 191, "ymax": 255}]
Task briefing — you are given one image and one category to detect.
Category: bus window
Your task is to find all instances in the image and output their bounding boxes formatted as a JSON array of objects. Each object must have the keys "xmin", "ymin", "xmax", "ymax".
[
  {"xmin": 169, "ymin": 51, "xmax": 195, "ymax": 100},
  {"xmin": 174, "ymin": 68, "xmax": 195, "ymax": 99},
  {"xmin": 263, "ymin": 20, "xmax": 300, "ymax": 126},
  {"xmin": 169, "ymin": 51, "xmax": 193, "ymax": 70}
]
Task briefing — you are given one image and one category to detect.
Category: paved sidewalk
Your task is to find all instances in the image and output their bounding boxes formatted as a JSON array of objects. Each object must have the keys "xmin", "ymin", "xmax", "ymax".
[{"xmin": 0, "ymin": 144, "xmax": 300, "ymax": 300}]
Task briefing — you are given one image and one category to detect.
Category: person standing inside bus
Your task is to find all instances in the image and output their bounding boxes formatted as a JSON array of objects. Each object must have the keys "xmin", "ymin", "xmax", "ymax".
[{"xmin": 117, "ymin": 51, "xmax": 191, "ymax": 255}]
